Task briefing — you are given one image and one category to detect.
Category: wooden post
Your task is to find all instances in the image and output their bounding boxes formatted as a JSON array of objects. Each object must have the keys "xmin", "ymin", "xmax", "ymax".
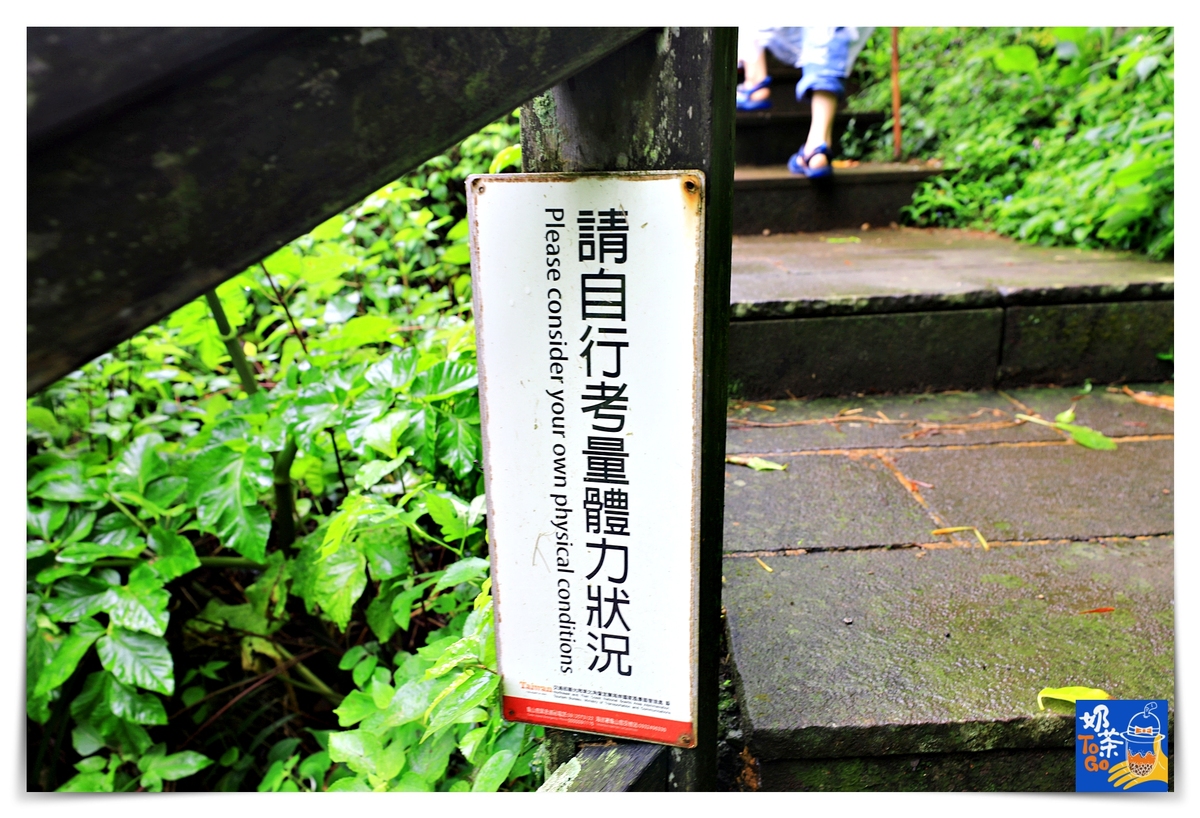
[
  {"xmin": 521, "ymin": 27, "xmax": 736, "ymax": 791},
  {"xmin": 891, "ymin": 27, "xmax": 902, "ymax": 161}
]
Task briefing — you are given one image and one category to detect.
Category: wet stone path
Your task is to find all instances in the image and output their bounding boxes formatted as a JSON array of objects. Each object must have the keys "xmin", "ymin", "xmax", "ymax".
[{"xmin": 720, "ymin": 383, "xmax": 1174, "ymax": 791}]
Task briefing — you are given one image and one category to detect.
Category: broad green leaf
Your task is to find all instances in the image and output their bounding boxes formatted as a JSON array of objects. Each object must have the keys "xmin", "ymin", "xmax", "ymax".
[
  {"xmin": 107, "ymin": 564, "xmax": 170, "ymax": 636},
  {"xmin": 363, "ymin": 529, "xmax": 410, "ymax": 581},
  {"xmin": 365, "ymin": 348, "xmax": 419, "ymax": 391},
  {"xmin": 441, "ymin": 244, "xmax": 471, "ymax": 266},
  {"xmin": 407, "ymin": 729, "xmax": 456, "ymax": 783},
  {"xmin": 72, "ymin": 670, "xmax": 167, "ymax": 727},
  {"xmin": 410, "ymin": 361, "xmax": 478, "ymax": 401},
  {"xmin": 309, "ymin": 213, "xmax": 348, "ymax": 240},
  {"xmin": 335, "ymin": 691, "xmax": 381, "ymax": 727},
  {"xmin": 42, "ymin": 576, "xmax": 118, "ymax": 622},
  {"xmin": 436, "ymin": 400, "xmax": 481, "ymax": 479},
  {"xmin": 354, "ymin": 655, "xmax": 381, "ymax": 688},
  {"xmin": 1052, "ymin": 26, "xmax": 1087, "ymax": 43},
  {"xmin": 389, "ymin": 771, "xmax": 433, "ymax": 792},
  {"xmin": 366, "ymin": 586, "xmax": 401, "ymax": 642},
  {"xmin": 1038, "ymin": 685, "xmax": 1111, "ymax": 709},
  {"xmin": 110, "ymin": 432, "xmax": 168, "ymax": 494},
  {"xmin": 1055, "ymin": 422, "xmax": 1117, "ymax": 451},
  {"xmin": 27, "ymin": 501, "xmax": 68, "ymax": 540},
  {"xmin": 435, "ymin": 557, "xmax": 490, "ymax": 592},
  {"xmin": 138, "ymin": 750, "xmax": 213, "ymax": 782},
  {"xmin": 363, "ymin": 413, "xmax": 411, "ymax": 460},
  {"xmin": 375, "ymin": 738, "xmax": 407, "ymax": 781},
  {"xmin": 355, "ymin": 457, "xmax": 404, "ymax": 489},
  {"xmin": 300, "ymin": 250, "xmax": 357, "ymax": 284},
  {"xmin": 487, "ymin": 143, "xmax": 522, "ymax": 175},
  {"xmin": 375, "ymin": 678, "xmax": 444, "ymax": 730},
  {"xmin": 328, "ymin": 729, "xmax": 384, "ymax": 777},
  {"xmin": 993, "ymin": 44, "xmax": 1039, "ymax": 74},
  {"xmin": 298, "ymin": 751, "xmax": 331, "ymax": 782},
  {"xmin": 144, "ymin": 475, "xmax": 188, "ymax": 510},
  {"xmin": 446, "ymin": 218, "xmax": 470, "ymax": 241},
  {"xmin": 32, "ymin": 460, "xmax": 105, "ymax": 503},
  {"xmin": 96, "ymin": 628, "xmax": 175, "ymax": 695},
  {"xmin": 425, "ymin": 670, "xmax": 499, "ymax": 736},
  {"xmin": 338, "ymin": 644, "xmax": 369, "ymax": 671},
  {"xmin": 328, "ymin": 775, "xmax": 372, "ymax": 792},
  {"xmin": 187, "ymin": 444, "xmax": 273, "ymax": 562},
  {"xmin": 471, "ymin": 749, "xmax": 517, "ymax": 792},
  {"xmin": 747, "ymin": 456, "xmax": 786, "ymax": 472},
  {"xmin": 56, "ymin": 536, "xmax": 146, "ymax": 565},
  {"xmin": 458, "ymin": 725, "xmax": 489, "ymax": 765},
  {"xmin": 312, "ymin": 543, "xmax": 368, "ymax": 630},
  {"xmin": 74, "ymin": 756, "xmax": 108, "ymax": 773},
  {"xmin": 323, "ymin": 315, "xmax": 396, "ymax": 351},
  {"xmin": 33, "ymin": 618, "xmax": 104, "ymax": 698},
  {"xmin": 27, "ymin": 539, "xmax": 53, "ymax": 559},
  {"xmin": 147, "ymin": 525, "xmax": 201, "ymax": 582},
  {"xmin": 1111, "ymin": 157, "xmax": 1159, "ymax": 189},
  {"xmin": 58, "ymin": 507, "xmax": 98, "ymax": 545},
  {"xmin": 28, "ymin": 405, "xmax": 61, "ymax": 435}
]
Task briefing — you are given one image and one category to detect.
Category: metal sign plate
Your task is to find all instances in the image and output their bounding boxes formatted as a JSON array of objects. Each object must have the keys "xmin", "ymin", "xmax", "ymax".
[{"xmin": 467, "ymin": 171, "xmax": 704, "ymax": 747}]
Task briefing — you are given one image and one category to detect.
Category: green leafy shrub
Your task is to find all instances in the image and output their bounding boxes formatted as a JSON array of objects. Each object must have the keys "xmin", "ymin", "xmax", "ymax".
[
  {"xmin": 847, "ymin": 27, "xmax": 1173, "ymax": 258},
  {"xmin": 26, "ymin": 112, "xmax": 543, "ymax": 792}
]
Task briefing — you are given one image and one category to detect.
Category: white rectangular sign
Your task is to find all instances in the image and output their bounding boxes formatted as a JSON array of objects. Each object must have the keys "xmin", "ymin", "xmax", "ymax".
[{"xmin": 467, "ymin": 172, "xmax": 704, "ymax": 747}]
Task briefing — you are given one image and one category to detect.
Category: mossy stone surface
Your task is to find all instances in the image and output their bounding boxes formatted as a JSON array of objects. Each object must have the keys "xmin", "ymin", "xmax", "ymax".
[
  {"xmin": 728, "ymin": 309, "xmax": 1003, "ymax": 400},
  {"xmin": 898, "ymin": 439, "xmax": 1173, "ymax": 541},
  {"xmin": 999, "ymin": 301, "xmax": 1174, "ymax": 387},
  {"xmin": 723, "ymin": 540, "xmax": 1174, "ymax": 761},
  {"xmin": 724, "ymin": 454, "xmax": 934, "ymax": 552},
  {"xmin": 761, "ymin": 748, "xmax": 1076, "ymax": 792}
]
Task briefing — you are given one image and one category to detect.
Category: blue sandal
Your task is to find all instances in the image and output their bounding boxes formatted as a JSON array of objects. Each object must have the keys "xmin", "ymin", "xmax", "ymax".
[
  {"xmin": 787, "ymin": 142, "xmax": 833, "ymax": 178},
  {"xmin": 736, "ymin": 76, "xmax": 773, "ymax": 111}
]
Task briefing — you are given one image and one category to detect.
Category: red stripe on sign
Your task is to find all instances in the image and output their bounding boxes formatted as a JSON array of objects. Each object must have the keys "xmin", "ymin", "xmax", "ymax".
[{"xmin": 502, "ymin": 696, "xmax": 695, "ymax": 747}]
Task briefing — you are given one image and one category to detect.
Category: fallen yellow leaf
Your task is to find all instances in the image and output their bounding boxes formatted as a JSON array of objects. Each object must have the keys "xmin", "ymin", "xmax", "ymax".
[{"xmin": 1037, "ymin": 686, "xmax": 1111, "ymax": 710}]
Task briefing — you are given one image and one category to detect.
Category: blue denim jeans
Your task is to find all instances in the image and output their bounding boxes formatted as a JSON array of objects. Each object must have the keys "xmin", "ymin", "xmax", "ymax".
[{"xmin": 738, "ymin": 27, "xmax": 874, "ymax": 101}]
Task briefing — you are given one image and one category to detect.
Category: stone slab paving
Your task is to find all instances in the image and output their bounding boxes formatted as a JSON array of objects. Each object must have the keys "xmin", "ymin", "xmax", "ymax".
[
  {"xmin": 724, "ymin": 454, "xmax": 933, "ymax": 553},
  {"xmin": 721, "ymin": 384, "xmax": 1174, "ymax": 789},
  {"xmin": 726, "ymin": 384, "xmax": 1173, "ymax": 454},
  {"xmin": 730, "ymin": 227, "xmax": 1173, "ymax": 320},
  {"xmin": 896, "ymin": 440, "xmax": 1174, "ymax": 542},
  {"xmin": 723, "ymin": 539, "xmax": 1175, "ymax": 761}
]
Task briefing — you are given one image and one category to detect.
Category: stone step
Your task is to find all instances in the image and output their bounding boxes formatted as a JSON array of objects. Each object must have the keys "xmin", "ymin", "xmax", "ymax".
[
  {"xmin": 727, "ymin": 227, "xmax": 1174, "ymax": 399},
  {"xmin": 720, "ymin": 385, "xmax": 1175, "ymax": 791},
  {"xmin": 733, "ymin": 163, "xmax": 943, "ymax": 234},
  {"xmin": 735, "ymin": 110, "xmax": 887, "ymax": 167}
]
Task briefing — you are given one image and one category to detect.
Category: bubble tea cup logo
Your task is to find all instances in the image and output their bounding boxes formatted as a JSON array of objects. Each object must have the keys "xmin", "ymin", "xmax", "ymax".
[{"xmin": 1076, "ymin": 699, "xmax": 1168, "ymax": 791}]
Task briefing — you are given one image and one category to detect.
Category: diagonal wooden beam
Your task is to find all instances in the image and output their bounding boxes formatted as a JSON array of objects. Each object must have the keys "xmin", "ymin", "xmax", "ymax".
[{"xmin": 27, "ymin": 27, "xmax": 646, "ymax": 394}]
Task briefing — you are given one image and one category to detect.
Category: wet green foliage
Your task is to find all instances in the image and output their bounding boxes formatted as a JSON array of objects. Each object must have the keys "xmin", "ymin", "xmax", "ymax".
[
  {"xmin": 845, "ymin": 27, "xmax": 1173, "ymax": 258},
  {"xmin": 26, "ymin": 113, "xmax": 545, "ymax": 792}
]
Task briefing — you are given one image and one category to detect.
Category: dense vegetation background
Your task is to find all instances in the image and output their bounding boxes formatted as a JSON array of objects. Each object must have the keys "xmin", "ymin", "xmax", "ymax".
[
  {"xmin": 27, "ymin": 115, "xmax": 531, "ymax": 793},
  {"xmin": 843, "ymin": 26, "xmax": 1173, "ymax": 259},
  {"xmin": 26, "ymin": 26, "xmax": 1174, "ymax": 793}
]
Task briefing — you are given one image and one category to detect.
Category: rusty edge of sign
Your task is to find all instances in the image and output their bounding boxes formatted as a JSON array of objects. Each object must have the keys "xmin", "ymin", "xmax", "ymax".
[{"xmin": 465, "ymin": 171, "xmax": 707, "ymax": 748}]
